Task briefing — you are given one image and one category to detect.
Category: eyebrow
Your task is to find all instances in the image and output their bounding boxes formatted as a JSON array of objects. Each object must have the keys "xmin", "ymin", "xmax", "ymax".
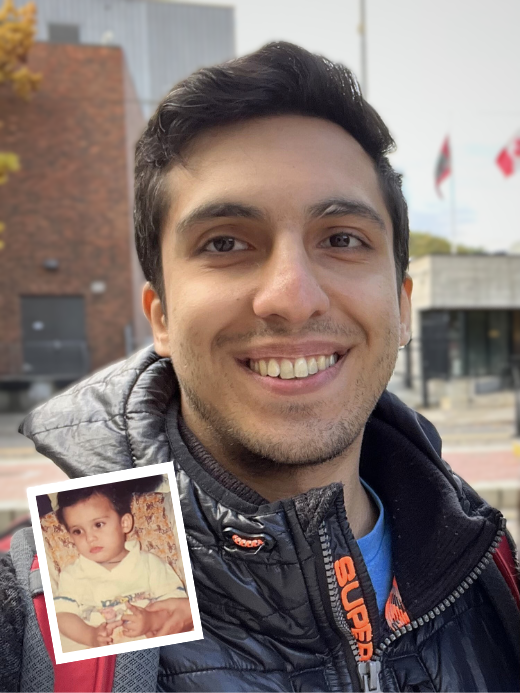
[
  {"xmin": 69, "ymin": 515, "xmax": 109, "ymax": 530},
  {"xmin": 175, "ymin": 197, "xmax": 387, "ymax": 237},
  {"xmin": 307, "ymin": 197, "xmax": 387, "ymax": 233},
  {"xmin": 175, "ymin": 202, "xmax": 264, "ymax": 237}
]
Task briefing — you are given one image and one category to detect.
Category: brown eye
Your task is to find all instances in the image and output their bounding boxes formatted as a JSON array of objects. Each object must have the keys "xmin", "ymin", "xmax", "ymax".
[
  {"xmin": 322, "ymin": 233, "xmax": 363, "ymax": 249},
  {"xmin": 330, "ymin": 233, "xmax": 359, "ymax": 248},
  {"xmin": 204, "ymin": 237, "xmax": 248, "ymax": 253},
  {"xmin": 331, "ymin": 233, "xmax": 350, "ymax": 247},
  {"xmin": 214, "ymin": 237, "xmax": 234, "ymax": 252}
]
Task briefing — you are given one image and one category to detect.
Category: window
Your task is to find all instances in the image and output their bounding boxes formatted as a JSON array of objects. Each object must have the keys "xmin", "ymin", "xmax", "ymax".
[{"xmin": 48, "ymin": 23, "xmax": 80, "ymax": 44}]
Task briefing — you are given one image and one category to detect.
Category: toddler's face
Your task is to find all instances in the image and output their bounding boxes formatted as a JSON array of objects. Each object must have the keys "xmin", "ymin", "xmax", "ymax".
[{"xmin": 62, "ymin": 494, "xmax": 132, "ymax": 564}]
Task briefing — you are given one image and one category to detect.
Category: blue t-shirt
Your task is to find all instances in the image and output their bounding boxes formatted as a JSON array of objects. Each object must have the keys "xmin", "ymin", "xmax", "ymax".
[{"xmin": 357, "ymin": 480, "xmax": 392, "ymax": 613}]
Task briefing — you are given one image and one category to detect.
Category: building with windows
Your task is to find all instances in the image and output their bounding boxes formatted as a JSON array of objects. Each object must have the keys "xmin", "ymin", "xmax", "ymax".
[
  {"xmin": 16, "ymin": 0, "xmax": 235, "ymax": 117},
  {"xmin": 0, "ymin": 42, "xmax": 142, "ymax": 408},
  {"xmin": 1, "ymin": 1, "xmax": 234, "ymax": 409},
  {"xmin": 406, "ymin": 254, "xmax": 520, "ymax": 405}
]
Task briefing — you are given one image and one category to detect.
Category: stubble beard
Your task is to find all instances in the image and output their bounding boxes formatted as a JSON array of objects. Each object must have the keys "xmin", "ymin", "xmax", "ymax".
[{"xmin": 174, "ymin": 332, "xmax": 399, "ymax": 474}]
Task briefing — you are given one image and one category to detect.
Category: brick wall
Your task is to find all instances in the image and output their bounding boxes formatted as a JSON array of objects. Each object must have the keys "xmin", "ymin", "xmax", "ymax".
[{"xmin": 0, "ymin": 42, "xmax": 141, "ymax": 376}]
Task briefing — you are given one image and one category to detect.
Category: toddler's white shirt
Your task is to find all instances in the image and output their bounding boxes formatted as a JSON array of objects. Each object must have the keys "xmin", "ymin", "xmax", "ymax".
[{"xmin": 55, "ymin": 540, "xmax": 186, "ymax": 651}]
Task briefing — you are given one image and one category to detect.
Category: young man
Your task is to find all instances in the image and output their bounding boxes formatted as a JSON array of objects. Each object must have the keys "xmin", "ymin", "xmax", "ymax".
[{"xmin": 6, "ymin": 42, "xmax": 519, "ymax": 691}]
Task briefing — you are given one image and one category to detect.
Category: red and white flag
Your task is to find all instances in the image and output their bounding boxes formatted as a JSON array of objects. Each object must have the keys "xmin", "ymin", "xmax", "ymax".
[
  {"xmin": 496, "ymin": 131, "xmax": 520, "ymax": 177},
  {"xmin": 434, "ymin": 136, "xmax": 451, "ymax": 197}
]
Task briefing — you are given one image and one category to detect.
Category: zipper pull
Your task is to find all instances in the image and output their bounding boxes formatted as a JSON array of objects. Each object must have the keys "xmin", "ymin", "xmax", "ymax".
[{"xmin": 358, "ymin": 661, "xmax": 382, "ymax": 692}]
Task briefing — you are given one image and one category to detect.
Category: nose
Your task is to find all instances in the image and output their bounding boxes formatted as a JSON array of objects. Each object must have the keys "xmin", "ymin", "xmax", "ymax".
[
  {"xmin": 252, "ymin": 236, "xmax": 330, "ymax": 324},
  {"xmin": 86, "ymin": 529, "xmax": 98, "ymax": 544}
]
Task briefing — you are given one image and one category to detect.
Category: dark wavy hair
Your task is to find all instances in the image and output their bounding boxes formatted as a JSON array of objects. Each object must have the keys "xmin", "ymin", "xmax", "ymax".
[
  {"xmin": 56, "ymin": 476, "xmax": 164, "ymax": 529},
  {"xmin": 134, "ymin": 41, "xmax": 409, "ymax": 303}
]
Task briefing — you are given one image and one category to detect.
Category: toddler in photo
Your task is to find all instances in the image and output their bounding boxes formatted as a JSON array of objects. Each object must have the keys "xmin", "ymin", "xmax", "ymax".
[{"xmin": 54, "ymin": 481, "xmax": 188, "ymax": 651}]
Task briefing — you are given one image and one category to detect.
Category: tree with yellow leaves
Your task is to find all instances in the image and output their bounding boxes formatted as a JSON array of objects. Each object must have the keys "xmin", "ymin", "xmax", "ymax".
[{"xmin": 0, "ymin": 0, "xmax": 41, "ymax": 248}]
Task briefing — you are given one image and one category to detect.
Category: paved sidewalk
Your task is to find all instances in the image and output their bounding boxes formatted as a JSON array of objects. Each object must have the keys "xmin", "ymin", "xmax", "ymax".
[
  {"xmin": 0, "ymin": 458, "xmax": 67, "ymax": 510},
  {"xmin": 0, "ymin": 414, "xmax": 67, "ymax": 523},
  {"xmin": 0, "ymin": 413, "xmax": 32, "ymax": 451},
  {"xmin": 412, "ymin": 391, "xmax": 520, "ymax": 484},
  {"xmin": 444, "ymin": 448, "xmax": 519, "ymax": 485}
]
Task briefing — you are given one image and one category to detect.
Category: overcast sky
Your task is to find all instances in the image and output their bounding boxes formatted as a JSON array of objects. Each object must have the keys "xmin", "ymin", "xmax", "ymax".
[{"xmin": 184, "ymin": 0, "xmax": 520, "ymax": 251}]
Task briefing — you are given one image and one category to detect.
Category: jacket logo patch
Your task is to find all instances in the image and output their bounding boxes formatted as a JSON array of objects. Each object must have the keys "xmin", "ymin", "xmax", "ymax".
[
  {"xmin": 222, "ymin": 526, "xmax": 275, "ymax": 554},
  {"xmin": 231, "ymin": 534, "xmax": 264, "ymax": 549},
  {"xmin": 334, "ymin": 556, "xmax": 373, "ymax": 661}
]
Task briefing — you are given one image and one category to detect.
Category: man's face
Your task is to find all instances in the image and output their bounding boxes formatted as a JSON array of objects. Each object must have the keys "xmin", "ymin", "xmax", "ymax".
[
  {"xmin": 63, "ymin": 494, "xmax": 132, "ymax": 564},
  {"xmin": 146, "ymin": 115, "xmax": 411, "ymax": 466}
]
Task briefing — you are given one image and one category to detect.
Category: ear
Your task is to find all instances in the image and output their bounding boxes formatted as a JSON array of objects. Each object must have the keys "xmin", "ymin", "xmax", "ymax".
[
  {"xmin": 399, "ymin": 274, "xmax": 413, "ymax": 347},
  {"xmin": 120, "ymin": 512, "xmax": 133, "ymax": 534},
  {"xmin": 142, "ymin": 282, "xmax": 170, "ymax": 357}
]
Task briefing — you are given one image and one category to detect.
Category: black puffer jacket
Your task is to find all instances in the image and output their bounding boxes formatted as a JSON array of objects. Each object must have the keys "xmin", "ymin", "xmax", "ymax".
[{"xmin": 20, "ymin": 348, "xmax": 520, "ymax": 692}]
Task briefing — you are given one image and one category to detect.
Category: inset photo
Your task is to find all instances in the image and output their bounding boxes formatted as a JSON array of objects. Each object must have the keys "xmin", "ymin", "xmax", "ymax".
[{"xmin": 27, "ymin": 463, "xmax": 202, "ymax": 664}]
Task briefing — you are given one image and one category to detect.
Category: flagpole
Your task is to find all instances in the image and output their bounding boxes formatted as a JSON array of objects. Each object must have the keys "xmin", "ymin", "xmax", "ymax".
[
  {"xmin": 450, "ymin": 153, "xmax": 457, "ymax": 254},
  {"xmin": 359, "ymin": 0, "xmax": 367, "ymax": 97},
  {"xmin": 449, "ymin": 115, "xmax": 457, "ymax": 254}
]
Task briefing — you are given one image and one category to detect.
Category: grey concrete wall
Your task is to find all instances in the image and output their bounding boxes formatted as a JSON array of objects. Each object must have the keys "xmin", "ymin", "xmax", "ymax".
[{"xmin": 410, "ymin": 255, "xmax": 520, "ymax": 311}]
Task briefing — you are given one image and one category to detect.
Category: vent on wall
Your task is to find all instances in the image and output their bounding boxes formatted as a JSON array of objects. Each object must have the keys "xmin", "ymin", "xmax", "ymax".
[{"xmin": 48, "ymin": 23, "xmax": 80, "ymax": 44}]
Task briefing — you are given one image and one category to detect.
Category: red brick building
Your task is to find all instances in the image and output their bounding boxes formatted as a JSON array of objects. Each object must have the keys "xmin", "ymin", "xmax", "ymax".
[{"xmin": 0, "ymin": 42, "xmax": 146, "ymax": 405}]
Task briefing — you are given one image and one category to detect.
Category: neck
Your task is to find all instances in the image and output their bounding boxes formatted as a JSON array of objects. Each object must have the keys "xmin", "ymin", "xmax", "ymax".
[
  {"xmin": 100, "ymin": 546, "xmax": 129, "ymax": 571},
  {"xmin": 181, "ymin": 409, "xmax": 377, "ymax": 540}
]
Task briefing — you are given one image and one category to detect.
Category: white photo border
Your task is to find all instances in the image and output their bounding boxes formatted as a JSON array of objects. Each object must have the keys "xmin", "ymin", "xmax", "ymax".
[{"xmin": 27, "ymin": 461, "xmax": 203, "ymax": 664}]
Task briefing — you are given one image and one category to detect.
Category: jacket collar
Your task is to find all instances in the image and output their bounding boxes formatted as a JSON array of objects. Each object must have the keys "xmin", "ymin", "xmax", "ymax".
[
  {"xmin": 20, "ymin": 348, "xmax": 174, "ymax": 476},
  {"xmin": 20, "ymin": 347, "xmax": 502, "ymax": 618},
  {"xmin": 360, "ymin": 406, "xmax": 501, "ymax": 617}
]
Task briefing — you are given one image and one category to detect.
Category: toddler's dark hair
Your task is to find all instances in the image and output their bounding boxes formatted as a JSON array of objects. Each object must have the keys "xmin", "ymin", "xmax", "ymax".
[{"xmin": 56, "ymin": 475, "xmax": 164, "ymax": 529}]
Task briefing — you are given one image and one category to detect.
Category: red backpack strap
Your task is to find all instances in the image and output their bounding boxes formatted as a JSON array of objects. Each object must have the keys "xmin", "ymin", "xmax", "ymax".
[
  {"xmin": 492, "ymin": 535, "xmax": 520, "ymax": 609},
  {"xmin": 31, "ymin": 556, "xmax": 117, "ymax": 693}
]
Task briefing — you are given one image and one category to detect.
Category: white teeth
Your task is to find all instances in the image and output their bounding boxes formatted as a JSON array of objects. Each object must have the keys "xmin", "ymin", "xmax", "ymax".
[
  {"xmin": 249, "ymin": 353, "xmax": 340, "ymax": 379},
  {"xmin": 317, "ymin": 355, "xmax": 327, "ymax": 371},
  {"xmin": 280, "ymin": 359, "xmax": 295, "ymax": 379},
  {"xmin": 294, "ymin": 357, "xmax": 308, "ymax": 378},
  {"xmin": 267, "ymin": 359, "xmax": 280, "ymax": 377}
]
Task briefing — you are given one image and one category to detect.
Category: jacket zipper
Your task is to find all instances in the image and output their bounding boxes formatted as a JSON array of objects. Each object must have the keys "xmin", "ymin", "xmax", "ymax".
[{"xmin": 318, "ymin": 518, "xmax": 506, "ymax": 692}]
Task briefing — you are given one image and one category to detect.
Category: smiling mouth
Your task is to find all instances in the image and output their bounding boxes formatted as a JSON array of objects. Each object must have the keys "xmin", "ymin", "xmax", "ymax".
[{"xmin": 248, "ymin": 353, "xmax": 340, "ymax": 379}]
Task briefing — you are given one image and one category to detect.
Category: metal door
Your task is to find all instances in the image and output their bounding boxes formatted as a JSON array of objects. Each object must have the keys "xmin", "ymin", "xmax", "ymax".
[
  {"xmin": 421, "ymin": 310, "xmax": 450, "ymax": 379},
  {"xmin": 20, "ymin": 296, "xmax": 89, "ymax": 378}
]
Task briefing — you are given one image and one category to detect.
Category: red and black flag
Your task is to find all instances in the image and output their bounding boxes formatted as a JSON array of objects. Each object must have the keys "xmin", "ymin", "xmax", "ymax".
[{"xmin": 434, "ymin": 136, "xmax": 451, "ymax": 197}]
